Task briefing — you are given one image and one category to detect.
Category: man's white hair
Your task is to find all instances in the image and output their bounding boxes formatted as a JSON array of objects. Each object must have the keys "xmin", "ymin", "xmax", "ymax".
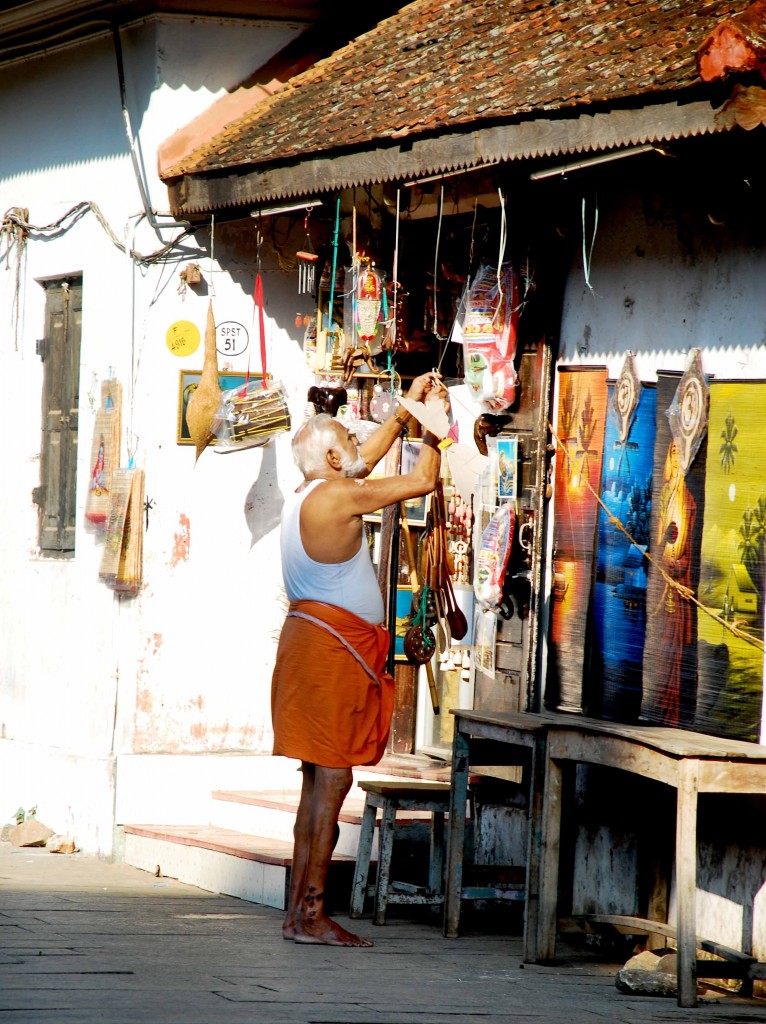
[{"xmin": 292, "ymin": 413, "xmax": 343, "ymax": 475}]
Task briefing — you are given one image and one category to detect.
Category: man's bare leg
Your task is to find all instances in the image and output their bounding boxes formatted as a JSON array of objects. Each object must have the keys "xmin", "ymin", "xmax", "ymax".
[
  {"xmin": 283, "ymin": 763, "xmax": 314, "ymax": 939},
  {"xmin": 293, "ymin": 765, "xmax": 372, "ymax": 947}
]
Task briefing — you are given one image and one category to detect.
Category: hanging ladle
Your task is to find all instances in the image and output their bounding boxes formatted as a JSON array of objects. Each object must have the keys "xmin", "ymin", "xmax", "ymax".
[
  {"xmin": 443, "ymin": 574, "xmax": 468, "ymax": 642},
  {"xmin": 432, "ymin": 482, "xmax": 468, "ymax": 641},
  {"xmin": 400, "ymin": 503, "xmax": 440, "ymax": 715}
]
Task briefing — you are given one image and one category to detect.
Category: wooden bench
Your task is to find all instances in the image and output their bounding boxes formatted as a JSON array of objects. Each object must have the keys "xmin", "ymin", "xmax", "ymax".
[{"xmin": 349, "ymin": 780, "xmax": 452, "ymax": 925}]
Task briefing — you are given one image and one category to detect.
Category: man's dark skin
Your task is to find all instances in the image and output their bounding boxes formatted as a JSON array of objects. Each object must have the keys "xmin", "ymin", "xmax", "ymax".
[{"xmin": 283, "ymin": 371, "xmax": 446, "ymax": 946}]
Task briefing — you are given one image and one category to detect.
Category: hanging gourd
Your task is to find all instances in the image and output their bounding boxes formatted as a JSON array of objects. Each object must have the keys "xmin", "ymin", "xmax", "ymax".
[{"xmin": 185, "ymin": 301, "xmax": 221, "ymax": 461}]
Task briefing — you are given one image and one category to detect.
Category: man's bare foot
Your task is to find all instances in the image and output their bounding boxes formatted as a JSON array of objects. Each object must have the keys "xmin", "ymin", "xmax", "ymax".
[
  {"xmin": 293, "ymin": 915, "xmax": 373, "ymax": 947},
  {"xmin": 282, "ymin": 918, "xmax": 297, "ymax": 940}
]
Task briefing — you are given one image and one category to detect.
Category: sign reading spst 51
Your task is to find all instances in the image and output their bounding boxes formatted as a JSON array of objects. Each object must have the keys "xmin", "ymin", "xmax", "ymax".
[{"xmin": 216, "ymin": 321, "xmax": 249, "ymax": 357}]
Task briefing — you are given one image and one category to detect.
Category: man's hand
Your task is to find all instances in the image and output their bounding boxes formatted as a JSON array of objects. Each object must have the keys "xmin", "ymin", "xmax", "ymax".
[{"xmin": 406, "ymin": 371, "xmax": 448, "ymax": 405}]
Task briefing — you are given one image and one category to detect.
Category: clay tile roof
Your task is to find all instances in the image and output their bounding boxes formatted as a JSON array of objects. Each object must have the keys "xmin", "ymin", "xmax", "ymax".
[
  {"xmin": 697, "ymin": 0, "xmax": 766, "ymax": 80},
  {"xmin": 162, "ymin": 0, "xmax": 747, "ymax": 182}
]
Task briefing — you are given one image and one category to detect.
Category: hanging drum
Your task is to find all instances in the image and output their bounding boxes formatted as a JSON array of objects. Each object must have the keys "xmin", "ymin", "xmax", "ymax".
[{"xmin": 403, "ymin": 623, "xmax": 436, "ymax": 664}]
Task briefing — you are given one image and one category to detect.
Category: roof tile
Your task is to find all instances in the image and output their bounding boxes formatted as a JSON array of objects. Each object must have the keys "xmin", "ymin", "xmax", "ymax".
[{"xmin": 163, "ymin": 0, "xmax": 749, "ymax": 181}]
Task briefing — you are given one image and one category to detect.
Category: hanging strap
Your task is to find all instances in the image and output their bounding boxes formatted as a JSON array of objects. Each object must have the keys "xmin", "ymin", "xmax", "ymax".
[
  {"xmin": 287, "ymin": 610, "xmax": 381, "ymax": 686},
  {"xmin": 254, "ymin": 272, "xmax": 268, "ymax": 389}
]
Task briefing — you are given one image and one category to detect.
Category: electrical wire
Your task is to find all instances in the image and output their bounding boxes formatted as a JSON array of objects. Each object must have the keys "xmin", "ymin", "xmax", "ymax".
[{"xmin": 0, "ymin": 203, "xmax": 202, "ymax": 267}]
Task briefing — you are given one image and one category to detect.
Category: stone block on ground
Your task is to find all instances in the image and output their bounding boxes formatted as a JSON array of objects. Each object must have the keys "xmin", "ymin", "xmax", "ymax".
[
  {"xmin": 46, "ymin": 834, "xmax": 77, "ymax": 854},
  {"xmin": 655, "ymin": 952, "xmax": 679, "ymax": 976},
  {"xmin": 9, "ymin": 819, "xmax": 54, "ymax": 848},
  {"xmin": 615, "ymin": 967, "xmax": 678, "ymax": 998},
  {"xmin": 623, "ymin": 950, "xmax": 663, "ymax": 972}
]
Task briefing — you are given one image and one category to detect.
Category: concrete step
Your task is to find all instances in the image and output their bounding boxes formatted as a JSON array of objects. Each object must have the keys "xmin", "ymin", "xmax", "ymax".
[
  {"xmin": 208, "ymin": 786, "xmax": 445, "ymax": 859},
  {"xmin": 122, "ymin": 758, "xmax": 454, "ymax": 911},
  {"xmin": 123, "ymin": 824, "xmax": 357, "ymax": 911},
  {"xmin": 207, "ymin": 755, "xmax": 451, "ymax": 854},
  {"xmin": 209, "ymin": 789, "xmax": 370, "ymax": 857}
]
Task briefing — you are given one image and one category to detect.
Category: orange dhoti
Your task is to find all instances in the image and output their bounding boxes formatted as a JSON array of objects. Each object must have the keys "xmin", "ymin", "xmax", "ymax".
[{"xmin": 271, "ymin": 600, "xmax": 395, "ymax": 768}]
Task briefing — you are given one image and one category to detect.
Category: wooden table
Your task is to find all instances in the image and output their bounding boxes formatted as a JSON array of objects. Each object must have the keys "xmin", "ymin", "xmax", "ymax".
[
  {"xmin": 445, "ymin": 709, "xmax": 766, "ymax": 1008},
  {"xmin": 443, "ymin": 708, "xmax": 553, "ymax": 958},
  {"xmin": 538, "ymin": 715, "xmax": 766, "ymax": 1007}
]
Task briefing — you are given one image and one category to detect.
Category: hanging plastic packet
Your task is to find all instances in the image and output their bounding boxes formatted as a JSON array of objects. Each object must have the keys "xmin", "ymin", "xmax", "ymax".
[
  {"xmin": 369, "ymin": 369, "xmax": 402, "ymax": 423},
  {"xmin": 474, "ymin": 504, "xmax": 515, "ymax": 611},
  {"xmin": 461, "ymin": 263, "xmax": 520, "ymax": 413},
  {"xmin": 211, "ymin": 379, "xmax": 291, "ymax": 453}
]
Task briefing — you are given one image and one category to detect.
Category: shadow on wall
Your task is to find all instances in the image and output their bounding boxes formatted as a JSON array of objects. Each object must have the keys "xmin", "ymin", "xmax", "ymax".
[{"xmin": 245, "ymin": 441, "xmax": 283, "ymax": 547}]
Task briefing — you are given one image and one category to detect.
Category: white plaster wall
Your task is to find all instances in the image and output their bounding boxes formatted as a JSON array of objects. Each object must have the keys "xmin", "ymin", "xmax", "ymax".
[
  {"xmin": 557, "ymin": 187, "xmax": 766, "ymax": 380},
  {"xmin": 127, "ymin": 17, "xmax": 303, "ymax": 213},
  {"xmin": 0, "ymin": 17, "xmax": 310, "ymax": 854}
]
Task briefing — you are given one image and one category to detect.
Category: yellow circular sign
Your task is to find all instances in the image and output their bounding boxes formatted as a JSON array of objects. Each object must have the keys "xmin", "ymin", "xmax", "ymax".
[{"xmin": 166, "ymin": 320, "xmax": 200, "ymax": 357}]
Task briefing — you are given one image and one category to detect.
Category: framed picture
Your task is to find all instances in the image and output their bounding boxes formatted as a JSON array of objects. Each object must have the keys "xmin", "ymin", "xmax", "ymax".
[
  {"xmin": 496, "ymin": 436, "xmax": 519, "ymax": 500},
  {"xmin": 362, "ymin": 439, "xmax": 430, "ymax": 526},
  {"xmin": 394, "ymin": 585, "xmax": 414, "ymax": 662},
  {"xmin": 177, "ymin": 370, "xmax": 263, "ymax": 445}
]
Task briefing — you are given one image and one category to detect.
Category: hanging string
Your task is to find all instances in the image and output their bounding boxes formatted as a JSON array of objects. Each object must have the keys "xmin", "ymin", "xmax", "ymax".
[
  {"xmin": 244, "ymin": 221, "xmax": 266, "ymax": 390},
  {"xmin": 582, "ymin": 195, "xmax": 598, "ymax": 292},
  {"xmin": 468, "ymin": 196, "xmax": 478, "ymax": 272},
  {"xmin": 432, "ymin": 184, "xmax": 444, "ymax": 338},
  {"xmin": 351, "ymin": 204, "xmax": 358, "ymax": 345},
  {"xmin": 254, "ymin": 272, "xmax": 268, "ymax": 389},
  {"xmin": 494, "ymin": 188, "xmax": 508, "ymax": 330},
  {"xmin": 210, "ymin": 214, "xmax": 216, "ymax": 298},
  {"xmin": 496, "ymin": 188, "xmax": 507, "ymax": 284},
  {"xmin": 391, "ymin": 188, "xmax": 401, "ymax": 351},
  {"xmin": 327, "ymin": 195, "xmax": 341, "ymax": 331}
]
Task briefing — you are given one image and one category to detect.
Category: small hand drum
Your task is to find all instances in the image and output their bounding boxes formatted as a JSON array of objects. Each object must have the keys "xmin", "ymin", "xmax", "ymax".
[{"xmin": 403, "ymin": 623, "xmax": 436, "ymax": 664}]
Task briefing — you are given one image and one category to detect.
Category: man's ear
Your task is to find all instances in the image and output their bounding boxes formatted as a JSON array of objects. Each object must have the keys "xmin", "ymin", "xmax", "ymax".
[{"xmin": 326, "ymin": 446, "xmax": 343, "ymax": 471}]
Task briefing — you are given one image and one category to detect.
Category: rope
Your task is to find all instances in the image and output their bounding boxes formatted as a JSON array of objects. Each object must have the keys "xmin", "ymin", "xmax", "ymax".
[{"xmin": 548, "ymin": 420, "xmax": 764, "ymax": 651}]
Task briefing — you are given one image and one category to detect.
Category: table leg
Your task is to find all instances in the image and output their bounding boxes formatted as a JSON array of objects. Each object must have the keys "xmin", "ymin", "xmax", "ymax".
[
  {"xmin": 374, "ymin": 801, "xmax": 397, "ymax": 926},
  {"xmin": 537, "ymin": 752, "xmax": 563, "ymax": 961},
  {"xmin": 444, "ymin": 725, "xmax": 469, "ymax": 937},
  {"xmin": 676, "ymin": 759, "xmax": 700, "ymax": 1008},
  {"xmin": 349, "ymin": 796, "xmax": 378, "ymax": 918},
  {"xmin": 523, "ymin": 732, "xmax": 545, "ymax": 962},
  {"xmin": 430, "ymin": 811, "xmax": 445, "ymax": 895}
]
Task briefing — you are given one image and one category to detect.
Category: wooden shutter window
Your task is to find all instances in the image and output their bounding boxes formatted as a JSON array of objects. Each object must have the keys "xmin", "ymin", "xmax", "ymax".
[{"xmin": 36, "ymin": 278, "xmax": 82, "ymax": 555}]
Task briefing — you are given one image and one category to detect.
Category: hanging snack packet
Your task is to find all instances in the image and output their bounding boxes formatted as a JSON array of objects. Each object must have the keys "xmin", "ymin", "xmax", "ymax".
[
  {"xmin": 474, "ymin": 504, "xmax": 515, "ymax": 610},
  {"xmin": 462, "ymin": 264, "xmax": 520, "ymax": 413}
]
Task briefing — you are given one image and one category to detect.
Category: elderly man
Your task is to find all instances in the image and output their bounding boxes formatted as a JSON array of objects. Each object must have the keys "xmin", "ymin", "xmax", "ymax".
[{"xmin": 272, "ymin": 371, "xmax": 445, "ymax": 947}]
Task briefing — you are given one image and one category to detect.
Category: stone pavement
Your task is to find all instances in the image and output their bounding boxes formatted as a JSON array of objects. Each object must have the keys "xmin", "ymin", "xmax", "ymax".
[{"xmin": 0, "ymin": 841, "xmax": 764, "ymax": 1024}]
